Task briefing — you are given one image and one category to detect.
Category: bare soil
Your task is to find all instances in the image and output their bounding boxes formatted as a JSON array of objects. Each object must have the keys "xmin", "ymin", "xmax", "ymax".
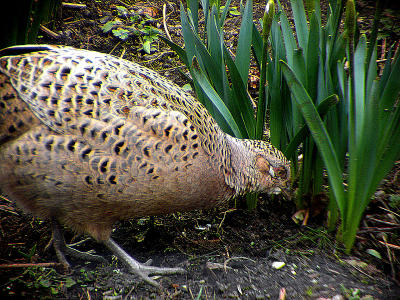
[{"xmin": 1, "ymin": 0, "xmax": 400, "ymax": 299}]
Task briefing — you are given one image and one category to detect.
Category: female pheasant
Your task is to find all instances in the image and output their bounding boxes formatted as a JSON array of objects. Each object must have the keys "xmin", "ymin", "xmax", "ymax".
[{"xmin": 0, "ymin": 45, "xmax": 290, "ymax": 286}]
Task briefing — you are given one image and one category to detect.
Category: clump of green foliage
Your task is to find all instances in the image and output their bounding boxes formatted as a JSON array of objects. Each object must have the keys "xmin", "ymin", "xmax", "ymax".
[
  {"xmin": 168, "ymin": 0, "xmax": 400, "ymax": 252},
  {"xmin": 100, "ymin": 5, "xmax": 161, "ymax": 54}
]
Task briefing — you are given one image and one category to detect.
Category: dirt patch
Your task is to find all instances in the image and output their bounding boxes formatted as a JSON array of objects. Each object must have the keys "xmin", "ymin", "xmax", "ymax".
[
  {"xmin": 1, "ymin": 200, "xmax": 399, "ymax": 299},
  {"xmin": 1, "ymin": 0, "xmax": 399, "ymax": 299}
]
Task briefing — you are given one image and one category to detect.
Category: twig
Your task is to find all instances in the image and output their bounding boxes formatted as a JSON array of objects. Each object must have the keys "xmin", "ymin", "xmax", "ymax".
[
  {"xmin": 123, "ymin": 285, "xmax": 135, "ymax": 300},
  {"xmin": 359, "ymin": 227, "xmax": 400, "ymax": 232},
  {"xmin": 365, "ymin": 217, "xmax": 400, "ymax": 227},
  {"xmin": 62, "ymin": 2, "xmax": 86, "ymax": 9},
  {"xmin": 379, "ymin": 38, "xmax": 386, "ymax": 76},
  {"xmin": 0, "ymin": 204, "xmax": 18, "ymax": 215},
  {"xmin": 379, "ymin": 206, "xmax": 400, "ymax": 219},
  {"xmin": 108, "ymin": 41, "xmax": 122, "ymax": 56},
  {"xmin": 163, "ymin": 4, "xmax": 172, "ymax": 41},
  {"xmin": 84, "ymin": 287, "xmax": 91, "ymax": 300},
  {"xmin": 279, "ymin": 288, "xmax": 286, "ymax": 300},
  {"xmin": 0, "ymin": 262, "xmax": 62, "ymax": 269},
  {"xmin": 345, "ymin": 261, "xmax": 376, "ymax": 281},
  {"xmin": 40, "ymin": 25, "xmax": 60, "ymax": 39},
  {"xmin": 378, "ymin": 240, "xmax": 400, "ymax": 250},
  {"xmin": 140, "ymin": 51, "xmax": 176, "ymax": 65},
  {"xmin": 382, "ymin": 235, "xmax": 396, "ymax": 281},
  {"xmin": 223, "ymin": 256, "xmax": 256, "ymax": 272}
]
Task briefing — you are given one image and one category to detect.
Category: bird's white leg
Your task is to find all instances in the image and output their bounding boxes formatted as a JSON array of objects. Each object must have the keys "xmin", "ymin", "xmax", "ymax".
[
  {"xmin": 47, "ymin": 218, "xmax": 106, "ymax": 269},
  {"xmin": 104, "ymin": 238, "xmax": 186, "ymax": 287}
]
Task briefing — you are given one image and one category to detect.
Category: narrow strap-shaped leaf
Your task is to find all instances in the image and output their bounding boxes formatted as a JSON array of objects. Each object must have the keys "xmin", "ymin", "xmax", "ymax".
[
  {"xmin": 291, "ymin": 48, "xmax": 307, "ymax": 131},
  {"xmin": 366, "ymin": 0, "xmax": 383, "ymax": 69},
  {"xmin": 224, "ymin": 47, "xmax": 256, "ymax": 138},
  {"xmin": 279, "ymin": 9, "xmax": 296, "ymax": 66},
  {"xmin": 353, "ymin": 35, "xmax": 367, "ymax": 144},
  {"xmin": 347, "ymin": 80, "xmax": 379, "ymax": 223},
  {"xmin": 292, "ymin": 48, "xmax": 306, "ymax": 88},
  {"xmin": 306, "ymin": 12, "xmax": 320, "ymax": 101},
  {"xmin": 251, "ymin": 23, "xmax": 263, "ymax": 68},
  {"xmin": 366, "ymin": 42, "xmax": 377, "ymax": 101},
  {"xmin": 191, "ymin": 57, "xmax": 243, "ymax": 138},
  {"xmin": 180, "ymin": 2, "xmax": 197, "ymax": 65},
  {"xmin": 193, "ymin": 16, "xmax": 224, "ymax": 98},
  {"xmin": 374, "ymin": 106, "xmax": 400, "ymax": 189},
  {"xmin": 280, "ymin": 60, "xmax": 345, "ymax": 215},
  {"xmin": 313, "ymin": 0, "xmax": 321, "ymax": 27},
  {"xmin": 234, "ymin": 0, "xmax": 253, "ymax": 85},
  {"xmin": 219, "ymin": 0, "xmax": 233, "ymax": 28},
  {"xmin": 290, "ymin": 0, "xmax": 309, "ymax": 51},
  {"xmin": 159, "ymin": 36, "xmax": 189, "ymax": 66},
  {"xmin": 284, "ymin": 94, "xmax": 339, "ymax": 157},
  {"xmin": 200, "ymin": 0, "xmax": 210, "ymax": 35},
  {"xmin": 379, "ymin": 47, "xmax": 400, "ymax": 114},
  {"xmin": 188, "ymin": 0, "xmax": 199, "ymax": 33}
]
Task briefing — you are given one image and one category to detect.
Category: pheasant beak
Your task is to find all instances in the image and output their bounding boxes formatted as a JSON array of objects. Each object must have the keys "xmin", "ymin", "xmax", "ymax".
[{"xmin": 271, "ymin": 165, "xmax": 291, "ymax": 199}]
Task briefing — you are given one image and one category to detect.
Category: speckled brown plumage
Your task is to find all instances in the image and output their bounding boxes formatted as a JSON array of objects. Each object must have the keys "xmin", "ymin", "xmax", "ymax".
[{"xmin": 0, "ymin": 45, "xmax": 290, "ymax": 285}]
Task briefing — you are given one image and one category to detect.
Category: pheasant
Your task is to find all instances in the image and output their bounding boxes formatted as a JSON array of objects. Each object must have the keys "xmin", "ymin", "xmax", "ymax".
[{"xmin": 0, "ymin": 45, "xmax": 290, "ymax": 286}]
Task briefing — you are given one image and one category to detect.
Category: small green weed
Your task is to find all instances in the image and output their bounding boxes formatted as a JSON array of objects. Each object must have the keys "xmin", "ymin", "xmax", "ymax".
[{"xmin": 100, "ymin": 6, "xmax": 161, "ymax": 53}]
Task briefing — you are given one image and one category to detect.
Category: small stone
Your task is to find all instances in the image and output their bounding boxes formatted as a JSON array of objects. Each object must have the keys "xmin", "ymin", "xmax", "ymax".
[
  {"xmin": 228, "ymin": 291, "xmax": 239, "ymax": 298},
  {"xmin": 180, "ymin": 285, "xmax": 188, "ymax": 292},
  {"xmin": 216, "ymin": 281, "xmax": 228, "ymax": 293},
  {"xmin": 272, "ymin": 261, "xmax": 286, "ymax": 269},
  {"xmin": 360, "ymin": 296, "xmax": 374, "ymax": 300}
]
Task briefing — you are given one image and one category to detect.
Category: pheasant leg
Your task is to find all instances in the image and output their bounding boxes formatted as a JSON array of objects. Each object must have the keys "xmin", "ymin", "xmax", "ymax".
[
  {"xmin": 48, "ymin": 218, "xmax": 106, "ymax": 270},
  {"xmin": 104, "ymin": 238, "xmax": 186, "ymax": 287}
]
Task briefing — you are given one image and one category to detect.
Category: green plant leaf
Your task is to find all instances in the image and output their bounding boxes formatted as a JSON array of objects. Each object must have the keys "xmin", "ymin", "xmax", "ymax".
[
  {"xmin": 142, "ymin": 40, "xmax": 151, "ymax": 53},
  {"xmin": 234, "ymin": 0, "xmax": 253, "ymax": 85},
  {"xmin": 251, "ymin": 23, "xmax": 263, "ymax": 68},
  {"xmin": 188, "ymin": 0, "xmax": 199, "ymax": 33},
  {"xmin": 191, "ymin": 57, "xmax": 242, "ymax": 137},
  {"xmin": 224, "ymin": 47, "xmax": 256, "ymax": 138},
  {"xmin": 219, "ymin": 0, "xmax": 233, "ymax": 27},
  {"xmin": 159, "ymin": 36, "xmax": 189, "ymax": 66},
  {"xmin": 305, "ymin": 12, "xmax": 319, "ymax": 101},
  {"xmin": 291, "ymin": 0, "xmax": 309, "ymax": 50},
  {"xmin": 284, "ymin": 94, "xmax": 339, "ymax": 157},
  {"xmin": 280, "ymin": 60, "xmax": 345, "ymax": 215}
]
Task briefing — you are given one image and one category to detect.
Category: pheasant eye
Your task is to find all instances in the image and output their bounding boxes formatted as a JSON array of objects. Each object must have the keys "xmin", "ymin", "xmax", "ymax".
[{"xmin": 274, "ymin": 167, "xmax": 287, "ymax": 179}]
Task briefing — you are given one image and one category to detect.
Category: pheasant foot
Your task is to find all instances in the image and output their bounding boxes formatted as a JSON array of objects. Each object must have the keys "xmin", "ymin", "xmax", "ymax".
[
  {"xmin": 47, "ymin": 218, "xmax": 107, "ymax": 271},
  {"xmin": 104, "ymin": 238, "xmax": 186, "ymax": 287}
]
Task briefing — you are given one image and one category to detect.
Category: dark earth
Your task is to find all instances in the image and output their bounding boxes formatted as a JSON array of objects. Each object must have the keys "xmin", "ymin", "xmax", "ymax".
[{"xmin": 1, "ymin": 0, "xmax": 400, "ymax": 299}]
